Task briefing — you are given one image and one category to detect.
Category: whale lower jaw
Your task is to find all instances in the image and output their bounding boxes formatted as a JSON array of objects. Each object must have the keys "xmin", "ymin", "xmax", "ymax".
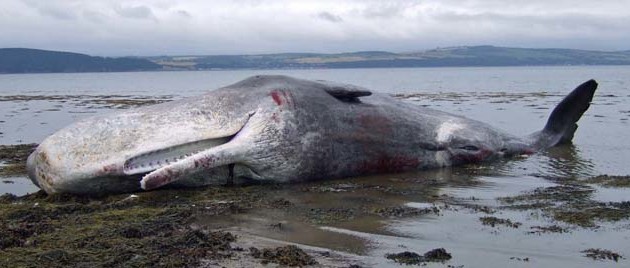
[
  {"xmin": 123, "ymin": 136, "xmax": 233, "ymax": 175},
  {"xmin": 121, "ymin": 111, "xmax": 256, "ymax": 178}
]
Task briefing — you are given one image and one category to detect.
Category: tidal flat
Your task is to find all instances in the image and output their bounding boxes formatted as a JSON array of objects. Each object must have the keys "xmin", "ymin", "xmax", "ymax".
[
  {"xmin": 1, "ymin": 142, "xmax": 629, "ymax": 267},
  {"xmin": 1, "ymin": 67, "xmax": 630, "ymax": 267}
]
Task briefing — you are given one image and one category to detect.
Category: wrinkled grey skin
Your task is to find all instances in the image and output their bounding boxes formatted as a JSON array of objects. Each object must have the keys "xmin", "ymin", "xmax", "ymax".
[{"xmin": 26, "ymin": 75, "xmax": 579, "ymax": 195}]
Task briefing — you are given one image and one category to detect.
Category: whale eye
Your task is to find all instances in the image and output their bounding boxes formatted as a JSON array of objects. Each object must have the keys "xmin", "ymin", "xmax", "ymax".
[{"xmin": 461, "ymin": 145, "xmax": 479, "ymax": 151}]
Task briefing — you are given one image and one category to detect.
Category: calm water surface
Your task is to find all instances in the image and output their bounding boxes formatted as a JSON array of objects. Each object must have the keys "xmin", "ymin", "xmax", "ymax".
[{"xmin": 1, "ymin": 66, "xmax": 629, "ymax": 267}]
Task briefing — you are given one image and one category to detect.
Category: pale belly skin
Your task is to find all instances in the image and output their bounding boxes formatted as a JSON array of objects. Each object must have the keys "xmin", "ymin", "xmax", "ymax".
[{"xmin": 26, "ymin": 75, "xmax": 597, "ymax": 195}]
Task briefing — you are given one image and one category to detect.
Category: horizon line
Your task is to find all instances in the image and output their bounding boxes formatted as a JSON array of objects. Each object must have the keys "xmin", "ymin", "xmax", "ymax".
[{"xmin": 2, "ymin": 45, "xmax": 629, "ymax": 58}]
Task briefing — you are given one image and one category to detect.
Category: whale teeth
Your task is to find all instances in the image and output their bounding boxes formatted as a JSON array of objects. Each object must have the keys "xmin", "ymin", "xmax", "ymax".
[{"xmin": 128, "ymin": 150, "xmax": 203, "ymax": 173}]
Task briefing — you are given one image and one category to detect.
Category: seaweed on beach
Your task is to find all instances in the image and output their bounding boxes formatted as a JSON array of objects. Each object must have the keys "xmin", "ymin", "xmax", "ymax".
[
  {"xmin": 385, "ymin": 248, "xmax": 452, "ymax": 265},
  {"xmin": 581, "ymin": 248, "xmax": 624, "ymax": 262},
  {"xmin": 0, "ymin": 187, "xmax": 260, "ymax": 267},
  {"xmin": 0, "ymin": 95, "xmax": 174, "ymax": 110},
  {"xmin": 584, "ymin": 175, "xmax": 630, "ymax": 188},
  {"xmin": 498, "ymin": 179, "xmax": 630, "ymax": 227},
  {"xmin": 0, "ymin": 144, "xmax": 37, "ymax": 177},
  {"xmin": 479, "ymin": 216, "xmax": 522, "ymax": 228},
  {"xmin": 249, "ymin": 245, "xmax": 317, "ymax": 266}
]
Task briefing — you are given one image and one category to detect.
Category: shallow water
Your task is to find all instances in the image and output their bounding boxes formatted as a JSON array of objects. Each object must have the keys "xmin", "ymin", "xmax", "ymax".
[{"xmin": 1, "ymin": 66, "xmax": 629, "ymax": 266}]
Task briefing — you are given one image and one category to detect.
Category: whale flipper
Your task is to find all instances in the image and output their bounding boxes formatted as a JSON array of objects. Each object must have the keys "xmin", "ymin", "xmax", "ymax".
[
  {"xmin": 140, "ymin": 142, "xmax": 242, "ymax": 190},
  {"xmin": 531, "ymin": 79, "xmax": 598, "ymax": 149}
]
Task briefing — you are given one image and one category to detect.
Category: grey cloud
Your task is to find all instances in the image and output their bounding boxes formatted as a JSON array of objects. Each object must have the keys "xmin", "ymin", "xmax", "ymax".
[
  {"xmin": 359, "ymin": 1, "xmax": 418, "ymax": 19},
  {"xmin": 82, "ymin": 10, "xmax": 108, "ymax": 24},
  {"xmin": 21, "ymin": 0, "xmax": 76, "ymax": 20},
  {"xmin": 317, "ymin": 11, "xmax": 343, "ymax": 23},
  {"xmin": 3, "ymin": 0, "xmax": 630, "ymax": 56},
  {"xmin": 433, "ymin": 11, "xmax": 630, "ymax": 34},
  {"xmin": 115, "ymin": 5, "xmax": 155, "ymax": 20},
  {"xmin": 176, "ymin": 10, "xmax": 192, "ymax": 18},
  {"xmin": 39, "ymin": 6, "xmax": 76, "ymax": 20}
]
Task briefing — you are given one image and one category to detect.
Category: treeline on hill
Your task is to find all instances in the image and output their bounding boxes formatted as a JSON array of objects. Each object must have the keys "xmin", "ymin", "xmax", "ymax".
[
  {"xmin": 3, "ymin": 46, "xmax": 630, "ymax": 73},
  {"xmin": 152, "ymin": 46, "xmax": 630, "ymax": 70},
  {"xmin": 0, "ymin": 48, "xmax": 161, "ymax": 74}
]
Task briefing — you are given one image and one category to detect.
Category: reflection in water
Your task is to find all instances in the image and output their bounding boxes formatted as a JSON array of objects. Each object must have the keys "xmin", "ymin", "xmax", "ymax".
[
  {"xmin": 197, "ymin": 171, "xmax": 457, "ymax": 255},
  {"xmin": 540, "ymin": 144, "xmax": 595, "ymax": 179},
  {"xmin": 197, "ymin": 154, "xmax": 624, "ymax": 267},
  {"xmin": 0, "ymin": 176, "xmax": 39, "ymax": 196},
  {"xmin": 197, "ymin": 143, "xmax": 608, "ymax": 265}
]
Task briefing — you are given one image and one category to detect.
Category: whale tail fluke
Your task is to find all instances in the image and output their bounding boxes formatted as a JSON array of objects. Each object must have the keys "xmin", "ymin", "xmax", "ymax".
[{"xmin": 530, "ymin": 79, "xmax": 598, "ymax": 149}]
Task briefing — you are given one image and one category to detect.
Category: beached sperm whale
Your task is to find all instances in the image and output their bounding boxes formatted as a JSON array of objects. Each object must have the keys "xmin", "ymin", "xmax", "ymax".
[{"xmin": 27, "ymin": 75, "xmax": 598, "ymax": 195}]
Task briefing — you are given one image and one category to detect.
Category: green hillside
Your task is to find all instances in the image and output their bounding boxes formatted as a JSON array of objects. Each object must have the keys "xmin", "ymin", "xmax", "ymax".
[
  {"xmin": 0, "ymin": 48, "xmax": 161, "ymax": 74},
  {"xmin": 150, "ymin": 46, "xmax": 630, "ymax": 70},
  {"xmin": 2, "ymin": 46, "xmax": 630, "ymax": 74}
]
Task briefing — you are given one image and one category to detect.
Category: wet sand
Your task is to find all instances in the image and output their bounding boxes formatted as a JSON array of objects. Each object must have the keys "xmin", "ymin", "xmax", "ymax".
[{"xmin": 1, "ymin": 143, "xmax": 628, "ymax": 266}]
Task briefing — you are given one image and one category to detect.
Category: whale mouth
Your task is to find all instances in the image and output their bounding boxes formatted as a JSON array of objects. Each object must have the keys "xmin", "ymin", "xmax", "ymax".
[
  {"xmin": 122, "ymin": 136, "xmax": 233, "ymax": 175},
  {"xmin": 123, "ymin": 111, "xmax": 256, "ymax": 177}
]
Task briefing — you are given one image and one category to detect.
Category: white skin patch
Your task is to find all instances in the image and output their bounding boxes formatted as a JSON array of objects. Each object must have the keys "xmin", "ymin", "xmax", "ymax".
[
  {"xmin": 435, "ymin": 151, "xmax": 451, "ymax": 167},
  {"xmin": 436, "ymin": 120, "xmax": 464, "ymax": 143}
]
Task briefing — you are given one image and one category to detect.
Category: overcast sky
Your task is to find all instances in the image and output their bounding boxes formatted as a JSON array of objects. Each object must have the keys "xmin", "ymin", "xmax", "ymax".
[{"xmin": 1, "ymin": 0, "xmax": 629, "ymax": 56}]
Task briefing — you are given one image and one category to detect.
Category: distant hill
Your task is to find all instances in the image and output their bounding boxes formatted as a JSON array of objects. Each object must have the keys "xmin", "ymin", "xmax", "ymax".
[
  {"xmin": 3, "ymin": 46, "xmax": 630, "ymax": 74},
  {"xmin": 0, "ymin": 48, "xmax": 161, "ymax": 74},
  {"xmin": 149, "ymin": 46, "xmax": 630, "ymax": 70}
]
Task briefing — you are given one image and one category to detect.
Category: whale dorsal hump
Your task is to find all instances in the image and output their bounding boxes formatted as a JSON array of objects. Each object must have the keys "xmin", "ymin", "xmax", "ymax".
[{"xmin": 317, "ymin": 80, "xmax": 372, "ymax": 103}]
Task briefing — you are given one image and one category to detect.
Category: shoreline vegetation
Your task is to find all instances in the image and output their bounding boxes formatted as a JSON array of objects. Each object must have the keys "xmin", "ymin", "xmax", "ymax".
[{"xmin": 2, "ymin": 46, "xmax": 630, "ymax": 74}]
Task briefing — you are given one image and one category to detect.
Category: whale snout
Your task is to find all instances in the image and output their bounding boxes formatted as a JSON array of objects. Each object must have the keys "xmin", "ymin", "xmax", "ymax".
[
  {"xmin": 26, "ymin": 146, "xmax": 61, "ymax": 194},
  {"xmin": 26, "ymin": 150, "xmax": 40, "ymax": 188},
  {"xmin": 26, "ymin": 144, "xmax": 141, "ymax": 195}
]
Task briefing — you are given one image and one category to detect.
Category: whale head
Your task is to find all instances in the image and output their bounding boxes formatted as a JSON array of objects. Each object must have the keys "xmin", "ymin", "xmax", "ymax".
[{"xmin": 25, "ymin": 87, "xmax": 259, "ymax": 195}]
